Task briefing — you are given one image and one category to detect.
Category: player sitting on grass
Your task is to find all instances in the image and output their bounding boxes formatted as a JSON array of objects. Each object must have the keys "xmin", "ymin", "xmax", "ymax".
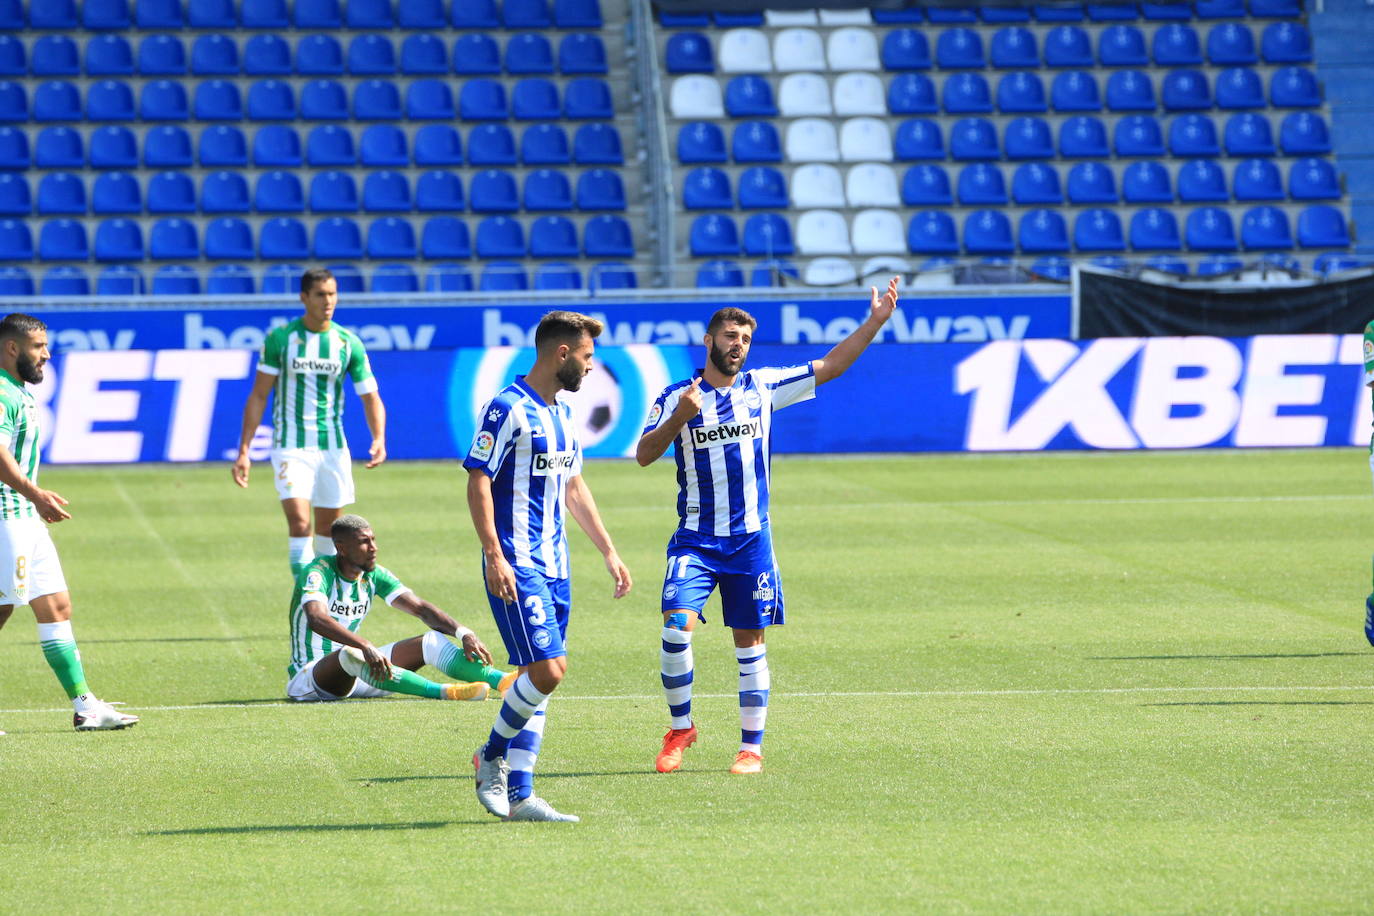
[{"xmin": 287, "ymin": 514, "xmax": 515, "ymax": 703}]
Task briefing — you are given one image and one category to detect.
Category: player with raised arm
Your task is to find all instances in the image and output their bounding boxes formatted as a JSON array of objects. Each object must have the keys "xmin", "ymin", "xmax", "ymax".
[
  {"xmin": 637, "ymin": 278, "xmax": 900, "ymax": 775},
  {"xmin": 0, "ymin": 314, "xmax": 137, "ymax": 731},
  {"xmin": 233, "ymin": 267, "xmax": 387, "ymax": 579},
  {"xmin": 287, "ymin": 514, "xmax": 515, "ymax": 703},
  {"xmin": 466, "ymin": 311, "xmax": 632, "ymax": 823}
]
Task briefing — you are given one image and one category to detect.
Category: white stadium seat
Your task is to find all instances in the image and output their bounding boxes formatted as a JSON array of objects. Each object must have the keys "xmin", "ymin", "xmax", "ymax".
[
  {"xmin": 845, "ymin": 163, "xmax": 900, "ymax": 207},
  {"xmin": 718, "ymin": 29, "xmax": 772, "ymax": 73},
  {"xmin": 790, "ymin": 164, "xmax": 846, "ymax": 208},
  {"xmin": 773, "ymin": 28, "xmax": 825, "ymax": 72},
  {"xmin": 827, "ymin": 27, "xmax": 880, "ymax": 71},
  {"xmin": 860, "ymin": 256, "xmax": 911, "ymax": 283},
  {"xmin": 669, "ymin": 75, "xmax": 724, "ymax": 119},
  {"xmin": 785, "ymin": 118, "xmax": 840, "ymax": 163},
  {"xmin": 832, "ymin": 72, "xmax": 886, "ymax": 116},
  {"xmin": 850, "ymin": 209, "xmax": 907, "ymax": 255},
  {"xmin": 765, "ymin": 9, "xmax": 818, "ymax": 26},
  {"xmin": 819, "ymin": 9, "xmax": 874, "ymax": 25},
  {"xmin": 778, "ymin": 73, "xmax": 832, "ymax": 116},
  {"xmin": 796, "ymin": 209, "xmax": 853, "ymax": 255},
  {"xmin": 804, "ymin": 257, "xmax": 860, "ymax": 286},
  {"xmin": 839, "ymin": 117, "xmax": 893, "ymax": 162}
]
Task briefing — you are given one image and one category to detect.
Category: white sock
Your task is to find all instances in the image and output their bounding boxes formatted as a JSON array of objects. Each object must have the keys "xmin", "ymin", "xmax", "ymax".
[
  {"xmin": 313, "ymin": 534, "xmax": 336, "ymax": 558},
  {"xmin": 288, "ymin": 536, "xmax": 313, "ymax": 572},
  {"xmin": 661, "ymin": 624, "xmax": 694, "ymax": 730},
  {"xmin": 737, "ymin": 644, "xmax": 770, "ymax": 755}
]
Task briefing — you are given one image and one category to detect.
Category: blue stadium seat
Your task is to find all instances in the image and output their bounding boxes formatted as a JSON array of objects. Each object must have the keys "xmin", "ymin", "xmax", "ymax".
[
  {"xmin": 1186, "ymin": 206, "xmax": 1238, "ymax": 250},
  {"xmin": 737, "ymin": 167, "xmax": 788, "ymax": 209},
  {"xmin": 195, "ymin": 80, "xmax": 243, "ymax": 120},
  {"xmin": 532, "ymin": 263, "xmax": 580, "ymax": 291},
  {"xmin": 997, "ymin": 72, "xmax": 1047, "ymax": 113},
  {"xmin": 1011, "ymin": 162, "xmax": 1062, "ymax": 204},
  {"xmin": 243, "ymin": 34, "xmax": 290, "ymax": 75},
  {"xmin": 399, "ymin": 0, "xmax": 445, "ymax": 27},
  {"xmin": 140, "ymin": 80, "xmax": 188, "ymax": 120},
  {"xmin": 424, "ymin": 263, "xmax": 474, "ymax": 293},
  {"xmin": 85, "ymin": 2, "xmax": 133, "ymax": 33},
  {"xmin": 471, "ymin": 169, "xmax": 519, "ymax": 212},
  {"xmin": 367, "ymin": 217, "xmax": 416, "ymax": 258},
  {"xmin": 248, "ymin": 79, "xmax": 295, "ymax": 120},
  {"xmin": 36, "ymin": 128, "xmax": 83, "ymax": 169},
  {"xmin": 201, "ymin": 170, "xmax": 250, "ymax": 212},
  {"xmin": 696, "ymin": 260, "xmax": 744, "ymax": 289},
  {"xmin": 41, "ymin": 266, "xmax": 90, "ymax": 296},
  {"xmin": 1250, "ymin": 0, "xmax": 1301, "ymax": 17},
  {"xmin": 260, "ymin": 217, "xmax": 309, "ymax": 259},
  {"xmin": 90, "ymin": 126, "xmax": 138, "ymax": 169},
  {"xmin": 300, "ymin": 80, "xmax": 348, "ymax": 121},
  {"xmin": 191, "ymin": 35, "xmax": 238, "ymax": 75},
  {"xmin": 1114, "ymin": 114, "xmax": 1164, "ymax": 155},
  {"xmin": 1169, "ymin": 113, "xmax": 1221, "ymax": 156},
  {"xmin": 524, "ymin": 168, "xmax": 573, "ymax": 210},
  {"xmin": 253, "ymin": 125, "xmax": 301, "ymax": 166},
  {"xmin": 555, "ymin": 0, "xmax": 600, "ymax": 27},
  {"xmin": 310, "ymin": 171, "xmax": 358, "ymax": 212},
  {"xmin": 469, "ymin": 125, "xmax": 517, "ymax": 165},
  {"xmin": 1262, "ymin": 21, "xmax": 1312, "ymax": 63},
  {"xmin": 150, "ymin": 218, "xmax": 198, "ymax": 259},
  {"xmin": 34, "ymin": 82, "xmax": 81, "ymax": 123},
  {"xmin": 1074, "ymin": 208, "xmax": 1125, "ymax": 251},
  {"xmin": 1208, "ymin": 23, "xmax": 1257, "ymax": 64},
  {"xmin": 1099, "ymin": 25, "xmax": 1147, "ymax": 66},
  {"xmin": 1289, "ymin": 157, "xmax": 1339, "ymax": 200},
  {"xmin": 363, "ymin": 170, "xmax": 411, "ymax": 211},
  {"xmin": 199, "ymin": 211, "xmax": 254, "ymax": 260},
  {"xmin": 307, "ymin": 125, "xmax": 355, "ymax": 166},
  {"xmin": 1270, "ymin": 67, "xmax": 1321, "ymax": 107},
  {"xmin": 1052, "ymin": 71, "xmax": 1101, "ymax": 111},
  {"xmin": 1297, "ymin": 205, "xmax": 1350, "ymax": 248},
  {"xmin": 354, "ymin": 80, "xmax": 401, "ymax": 121},
  {"xmin": 357, "ymin": 124, "xmax": 403, "ymax": 167},
  {"xmin": 260, "ymin": 263, "xmax": 303, "ymax": 292},
  {"xmin": 1280, "ymin": 111, "xmax": 1330, "ymax": 155},
  {"xmin": 1234, "ymin": 157, "xmax": 1283, "ymax": 200},
  {"xmin": 1035, "ymin": 4, "xmax": 1086, "ymax": 21},
  {"xmin": 347, "ymin": 0, "xmax": 392, "ymax": 27},
  {"xmin": 530, "ymin": 216, "xmax": 578, "ymax": 257},
  {"xmin": 936, "ymin": 27, "xmax": 985, "ymax": 68},
  {"xmin": 1122, "ymin": 160, "xmax": 1172, "ymax": 202},
  {"xmin": 508, "ymin": 33, "xmax": 556, "ymax": 75},
  {"xmin": 1314, "ymin": 252, "xmax": 1364, "ymax": 274},
  {"xmin": 242, "ymin": 0, "xmax": 288, "ymax": 27},
  {"xmin": 29, "ymin": 0, "xmax": 77, "ymax": 27},
  {"xmin": 1162, "ymin": 70, "xmax": 1212, "ymax": 110},
  {"xmin": 873, "ymin": 7, "xmax": 924, "ymax": 22},
  {"xmin": 584, "ymin": 215, "xmax": 633, "ymax": 257},
  {"xmin": 416, "ymin": 170, "xmax": 463, "ymax": 211},
  {"xmin": 504, "ymin": 0, "xmax": 551, "ymax": 27},
  {"xmin": 574, "ymin": 123, "xmax": 623, "ymax": 164},
  {"xmin": 679, "ymin": 122, "xmax": 725, "ymax": 163},
  {"xmin": 349, "ymin": 35, "xmax": 395, "ymax": 75},
  {"xmin": 0, "ymin": 218, "xmax": 31, "ymax": 259},
  {"xmin": 964, "ymin": 209, "xmax": 1014, "ymax": 255},
  {"xmin": 0, "ymin": 174, "xmax": 28, "ymax": 216},
  {"xmin": 888, "ymin": 73, "xmax": 938, "ymax": 115},
  {"xmin": 401, "ymin": 35, "xmax": 448, "ymax": 75},
  {"xmin": 147, "ymin": 171, "xmax": 195, "ymax": 212},
  {"xmin": 295, "ymin": 0, "xmax": 340, "ymax": 27},
  {"xmin": 139, "ymin": 35, "xmax": 185, "ymax": 74},
  {"xmin": 32, "ymin": 37, "xmax": 79, "ymax": 76},
  {"xmin": 725, "ymin": 76, "xmax": 778, "ymax": 118},
  {"xmin": 565, "ymin": 79, "xmax": 613, "ymax": 119},
  {"xmin": 255, "ymin": 170, "xmax": 304, "ymax": 213},
  {"xmin": 1105, "ymin": 70, "xmax": 1155, "ymax": 111},
  {"xmin": 592, "ymin": 261, "xmax": 637, "ymax": 290},
  {"xmin": 92, "ymin": 172, "xmax": 140, "ymax": 214},
  {"xmin": 95, "ymin": 265, "xmax": 144, "ymax": 295},
  {"xmin": 0, "ymin": 82, "xmax": 24, "ymax": 123},
  {"xmin": 422, "ymin": 217, "xmax": 471, "ymax": 258},
  {"xmin": 666, "ymin": 32, "xmax": 713, "ymax": 73},
  {"xmin": 1130, "ymin": 207, "xmax": 1181, "ymax": 250},
  {"xmin": 205, "ymin": 264, "xmax": 254, "ymax": 294},
  {"xmin": 371, "ymin": 263, "xmax": 419, "ymax": 293},
  {"xmin": 1018, "ymin": 209, "xmax": 1069, "ymax": 253},
  {"xmin": 1029, "ymin": 256, "xmax": 1070, "ymax": 281},
  {"xmin": 1142, "ymin": 2, "xmax": 1191, "ymax": 18},
  {"xmin": 902, "ymin": 164, "xmax": 953, "ymax": 205},
  {"xmin": 944, "ymin": 73, "xmax": 992, "ymax": 114},
  {"xmin": 1241, "ymin": 204, "xmax": 1292, "ymax": 248},
  {"xmin": 958, "ymin": 162, "xmax": 1007, "ymax": 205},
  {"xmin": 298, "ymin": 35, "xmax": 344, "ymax": 76},
  {"xmin": 326, "ymin": 265, "xmax": 364, "ymax": 293},
  {"xmin": 984, "ymin": 5, "xmax": 1032, "ymax": 20},
  {"xmin": 1216, "ymin": 68, "xmax": 1264, "ymax": 109},
  {"xmin": 1058, "ymin": 115, "xmax": 1109, "ymax": 157},
  {"xmin": 930, "ymin": 6, "xmax": 977, "ymax": 21},
  {"xmin": 37, "ymin": 173, "xmax": 85, "ymax": 214},
  {"xmin": 1067, "ymin": 161, "xmax": 1117, "ymax": 202},
  {"xmin": 951, "ymin": 117, "xmax": 999, "ymax": 160},
  {"xmin": 460, "ymin": 80, "xmax": 506, "ymax": 121},
  {"xmin": 188, "ymin": 0, "xmax": 235, "ymax": 26},
  {"xmin": 576, "ymin": 169, "xmax": 625, "ymax": 210},
  {"xmin": 479, "ymin": 262, "xmax": 528, "ymax": 292},
  {"xmin": 742, "ymin": 214, "xmax": 794, "ymax": 257},
  {"xmin": 991, "ymin": 26, "xmax": 1038, "ymax": 68},
  {"xmin": 0, "ymin": 267, "xmax": 33, "ymax": 296},
  {"xmin": 1044, "ymin": 25, "xmax": 1093, "ymax": 66},
  {"xmin": 560, "ymin": 34, "xmax": 607, "ymax": 74},
  {"xmin": 313, "ymin": 216, "xmax": 362, "ymax": 258},
  {"xmin": 1005, "ymin": 117, "xmax": 1054, "ymax": 159},
  {"xmin": 893, "ymin": 119, "xmax": 943, "ymax": 160},
  {"xmin": 1143, "ymin": 255, "xmax": 1188, "ymax": 275},
  {"xmin": 94, "ymin": 218, "xmax": 144, "ymax": 261},
  {"xmin": 1154, "ymin": 23, "xmax": 1202, "ymax": 65},
  {"xmin": 1178, "ymin": 158, "xmax": 1228, "ymax": 201},
  {"xmin": 476, "ymin": 216, "xmax": 525, "ymax": 257},
  {"xmin": 513, "ymin": 79, "xmax": 560, "ymax": 120},
  {"xmin": 1225, "ymin": 112, "xmax": 1276, "ymax": 156},
  {"xmin": 452, "ymin": 34, "xmax": 499, "ymax": 76},
  {"xmin": 881, "ymin": 29, "xmax": 932, "ymax": 69},
  {"xmin": 417, "ymin": 125, "xmax": 465, "ymax": 165},
  {"xmin": 690, "ymin": 213, "xmax": 739, "ymax": 256},
  {"xmin": 1197, "ymin": 0, "xmax": 1246, "ymax": 17}
]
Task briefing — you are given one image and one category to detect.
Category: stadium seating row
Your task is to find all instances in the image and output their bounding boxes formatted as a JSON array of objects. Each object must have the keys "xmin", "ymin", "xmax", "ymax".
[
  {"xmin": 687, "ymin": 204, "xmax": 1348, "ymax": 256},
  {"xmin": 0, "ymin": 213, "xmax": 636, "ymax": 261},
  {"xmin": 0, "ymin": 76, "xmax": 617, "ymax": 122},
  {"xmin": 679, "ymin": 158, "xmax": 1340, "ymax": 210},
  {"xmin": 0, "ymin": 123, "xmax": 624, "ymax": 169},
  {"xmin": 666, "ymin": 22, "xmax": 1312, "ymax": 73},
  {"xmin": 659, "ymin": 2, "xmax": 1305, "ymax": 27},
  {"xmin": 669, "ymin": 67, "xmax": 1322, "ymax": 119},
  {"xmin": 0, "ymin": 32, "xmax": 609, "ymax": 77},
  {"xmin": 677, "ymin": 111, "xmax": 1328, "ymax": 163},
  {"xmin": 0, "ymin": 0, "xmax": 602, "ymax": 30}
]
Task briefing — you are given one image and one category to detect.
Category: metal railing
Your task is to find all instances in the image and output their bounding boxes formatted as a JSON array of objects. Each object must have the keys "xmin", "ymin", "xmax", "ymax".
[{"xmin": 628, "ymin": 0, "xmax": 676, "ymax": 287}]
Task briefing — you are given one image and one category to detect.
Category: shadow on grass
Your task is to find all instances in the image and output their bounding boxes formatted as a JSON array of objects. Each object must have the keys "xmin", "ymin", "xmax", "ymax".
[
  {"xmin": 144, "ymin": 820, "xmax": 475, "ymax": 836},
  {"xmin": 195, "ymin": 698, "xmax": 298, "ymax": 706},
  {"xmin": 1143, "ymin": 700, "xmax": 1374, "ymax": 707},
  {"xmin": 356, "ymin": 768, "xmax": 695, "ymax": 783},
  {"xmin": 1091, "ymin": 652, "xmax": 1365, "ymax": 661},
  {"xmin": 24, "ymin": 636, "xmax": 270, "ymax": 645}
]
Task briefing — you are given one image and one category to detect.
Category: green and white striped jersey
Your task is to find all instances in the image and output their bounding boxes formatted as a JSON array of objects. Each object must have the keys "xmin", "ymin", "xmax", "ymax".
[
  {"xmin": 258, "ymin": 318, "xmax": 377, "ymax": 450},
  {"xmin": 287, "ymin": 555, "xmax": 409, "ymax": 677},
  {"xmin": 0, "ymin": 369, "xmax": 39, "ymax": 520},
  {"xmin": 1365, "ymin": 320, "xmax": 1374, "ymax": 452}
]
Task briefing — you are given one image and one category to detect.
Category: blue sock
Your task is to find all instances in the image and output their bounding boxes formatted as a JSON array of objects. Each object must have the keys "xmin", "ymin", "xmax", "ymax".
[
  {"xmin": 737, "ymin": 644, "xmax": 770, "ymax": 754},
  {"xmin": 661, "ymin": 614, "xmax": 694, "ymax": 730},
  {"xmin": 483, "ymin": 673, "xmax": 549, "ymax": 761},
  {"xmin": 506, "ymin": 703, "xmax": 547, "ymax": 804}
]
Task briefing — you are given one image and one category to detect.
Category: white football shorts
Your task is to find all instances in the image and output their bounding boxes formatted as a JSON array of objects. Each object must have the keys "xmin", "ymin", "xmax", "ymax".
[
  {"xmin": 270, "ymin": 447, "xmax": 355, "ymax": 508},
  {"xmin": 0, "ymin": 516, "xmax": 68, "ymax": 607},
  {"xmin": 286, "ymin": 656, "xmax": 389, "ymax": 702}
]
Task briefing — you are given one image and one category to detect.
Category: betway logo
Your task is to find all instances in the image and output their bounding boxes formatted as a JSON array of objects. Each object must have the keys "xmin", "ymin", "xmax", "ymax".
[
  {"xmin": 691, "ymin": 419, "xmax": 760, "ymax": 447},
  {"xmin": 533, "ymin": 451, "xmax": 576, "ymax": 473},
  {"xmin": 783, "ymin": 305, "xmax": 1030, "ymax": 344},
  {"xmin": 290, "ymin": 357, "xmax": 342, "ymax": 374}
]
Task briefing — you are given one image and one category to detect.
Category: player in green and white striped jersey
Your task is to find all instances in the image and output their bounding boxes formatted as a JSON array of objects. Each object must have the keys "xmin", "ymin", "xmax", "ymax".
[
  {"xmin": 1361, "ymin": 321, "xmax": 1374, "ymax": 644},
  {"xmin": 233, "ymin": 268, "xmax": 388, "ymax": 578},
  {"xmin": 0, "ymin": 314, "xmax": 138, "ymax": 732},
  {"xmin": 287, "ymin": 514, "xmax": 517, "ymax": 703}
]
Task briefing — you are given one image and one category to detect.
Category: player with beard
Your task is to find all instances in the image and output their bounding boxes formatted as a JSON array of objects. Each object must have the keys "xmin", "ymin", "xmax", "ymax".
[
  {"xmin": 466, "ymin": 310, "xmax": 632, "ymax": 822},
  {"xmin": 636, "ymin": 278, "xmax": 900, "ymax": 775},
  {"xmin": 0, "ymin": 314, "xmax": 138, "ymax": 732}
]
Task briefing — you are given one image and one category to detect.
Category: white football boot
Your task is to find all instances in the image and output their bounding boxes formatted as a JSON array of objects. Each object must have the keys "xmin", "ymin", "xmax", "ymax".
[
  {"xmin": 473, "ymin": 744, "xmax": 511, "ymax": 818},
  {"xmin": 73, "ymin": 699, "xmax": 139, "ymax": 731},
  {"xmin": 506, "ymin": 796, "xmax": 580, "ymax": 823}
]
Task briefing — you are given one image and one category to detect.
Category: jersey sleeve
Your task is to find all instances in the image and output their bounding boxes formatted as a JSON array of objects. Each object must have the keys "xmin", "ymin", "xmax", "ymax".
[
  {"xmin": 642, "ymin": 384, "xmax": 684, "ymax": 436},
  {"xmin": 564, "ymin": 402, "xmax": 584, "ymax": 477},
  {"xmin": 1364, "ymin": 322, "xmax": 1374, "ymax": 386},
  {"xmin": 756, "ymin": 364, "xmax": 817, "ymax": 411},
  {"xmin": 0, "ymin": 391, "xmax": 19, "ymax": 440},
  {"xmin": 463, "ymin": 398, "xmax": 516, "ymax": 478},
  {"xmin": 298, "ymin": 565, "xmax": 329, "ymax": 609},
  {"xmin": 257, "ymin": 326, "xmax": 285, "ymax": 377},
  {"xmin": 372, "ymin": 565, "xmax": 410, "ymax": 606},
  {"xmin": 346, "ymin": 333, "xmax": 378, "ymax": 395}
]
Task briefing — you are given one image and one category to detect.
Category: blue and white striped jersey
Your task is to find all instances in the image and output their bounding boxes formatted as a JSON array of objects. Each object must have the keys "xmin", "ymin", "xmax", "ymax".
[
  {"xmin": 643, "ymin": 364, "xmax": 816, "ymax": 537},
  {"xmin": 464, "ymin": 376, "xmax": 583, "ymax": 579}
]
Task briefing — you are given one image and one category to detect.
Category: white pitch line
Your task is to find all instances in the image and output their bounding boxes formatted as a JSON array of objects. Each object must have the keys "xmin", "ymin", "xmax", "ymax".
[
  {"xmin": 612, "ymin": 494, "xmax": 1368, "ymax": 514},
  {"xmin": 2, "ymin": 683, "xmax": 1373, "ymax": 716}
]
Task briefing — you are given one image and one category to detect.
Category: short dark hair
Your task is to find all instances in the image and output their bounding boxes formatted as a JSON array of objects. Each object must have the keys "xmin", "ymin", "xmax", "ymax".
[
  {"xmin": 0, "ymin": 314, "xmax": 46, "ymax": 344},
  {"xmin": 300, "ymin": 267, "xmax": 335, "ymax": 295},
  {"xmin": 534, "ymin": 310, "xmax": 604, "ymax": 353},
  {"xmin": 707, "ymin": 307, "xmax": 756, "ymax": 335},
  {"xmin": 331, "ymin": 514, "xmax": 371, "ymax": 541}
]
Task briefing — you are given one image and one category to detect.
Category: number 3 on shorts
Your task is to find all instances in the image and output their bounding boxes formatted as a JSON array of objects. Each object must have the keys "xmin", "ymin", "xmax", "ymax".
[{"xmin": 524, "ymin": 595, "xmax": 546, "ymax": 626}]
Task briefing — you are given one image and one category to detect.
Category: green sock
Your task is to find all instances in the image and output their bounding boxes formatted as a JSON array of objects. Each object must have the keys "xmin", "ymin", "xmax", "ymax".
[
  {"xmin": 353, "ymin": 660, "xmax": 446, "ymax": 699},
  {"xmin": 429, "ymin": 635, "xmax": 507, "ymax": 688},
  {"xmin": 37, "ymin": 621, "xmax": 90, "ymax": 700}
]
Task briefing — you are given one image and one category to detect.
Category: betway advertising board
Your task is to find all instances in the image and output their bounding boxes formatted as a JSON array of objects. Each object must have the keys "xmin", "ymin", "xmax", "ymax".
[{"xmin": 28, "ymin": 335, "xmax": 1371, "ymax": 464}]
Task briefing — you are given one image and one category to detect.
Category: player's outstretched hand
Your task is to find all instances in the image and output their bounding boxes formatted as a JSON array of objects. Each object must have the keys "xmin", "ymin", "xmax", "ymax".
[
  {"xmin": 33, "ymin": 489, "xmax": 70, "ymax": 524},
  {"xmin": 485, "ymin": 554, "xmax": 518, "ymax": 605},
  {"xmin": 366, "ymin": 439, "xmax": 387, "ymax": 469},
  {"xmin": 231, "ymin": 454, "xmax": 251, "ymax": 488},
  {"xmin": 605, "ymin": 550, "xmax": 632, "ymax": 599},
  {"xmin": 461, "ymin": 632, "xmax": 494, "ymax": 666},
  {"xmin": 362, "ymin": 643, "xmax": 393, "ymax": 683},
  {"xmin": 870, "ymin": 275, "xmax": 900, "ymax": 324}
]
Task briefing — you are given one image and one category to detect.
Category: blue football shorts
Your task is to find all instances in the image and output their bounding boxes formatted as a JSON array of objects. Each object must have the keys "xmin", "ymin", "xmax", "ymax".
[
  {"xmin": 484, "ymin": 562, "xmax": 572, "ymax": 667},
  {"xmin": 659, "ymin": 528, "xmax": 784, "ymax": 630}
]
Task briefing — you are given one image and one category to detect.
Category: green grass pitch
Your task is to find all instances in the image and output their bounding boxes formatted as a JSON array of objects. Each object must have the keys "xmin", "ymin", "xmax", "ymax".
[{"xmin": 2, "ymin": 449, "xmax": 1373, "ymax": 914}]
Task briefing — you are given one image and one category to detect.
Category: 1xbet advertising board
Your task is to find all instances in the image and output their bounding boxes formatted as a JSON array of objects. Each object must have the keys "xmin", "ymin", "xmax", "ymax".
[{"xmin": 29, "ymin": 335, "xmax": 1372, "ymax": 465}]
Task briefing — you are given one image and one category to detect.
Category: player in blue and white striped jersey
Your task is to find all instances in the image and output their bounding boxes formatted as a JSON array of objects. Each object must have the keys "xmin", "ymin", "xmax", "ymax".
[
  {"xmin": 465, "ymin": 310, "xmax": 632, "ymax": 823},
  {"xmin": 638, "ymin": 277, "xmax": 900, "ymax": 776}
]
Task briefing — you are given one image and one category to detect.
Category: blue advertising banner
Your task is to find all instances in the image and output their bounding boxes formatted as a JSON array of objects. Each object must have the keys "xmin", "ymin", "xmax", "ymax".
[{"xmin": 28, "ymin": 334, "xmax": 1371, "ymax": 465}]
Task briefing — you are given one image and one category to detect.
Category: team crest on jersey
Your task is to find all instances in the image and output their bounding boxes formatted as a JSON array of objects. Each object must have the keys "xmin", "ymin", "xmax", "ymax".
[
  {"xmin": 1365, "ymin": 339, "xmax": 1373, "ymax": 361},
  {"xmin": 532, "ymin": 629, "xmax": 552, "ymax": 649},
  {"xmin": 647, "ymin": 403, "xmax": 663, "ymax": 427},
  {"xmin": 744, "ymin": 390, "xmax": 763, "ymax": 409},
  {"xmin": 471, "ymin": 431, "xmax": 495, "ymax": 462}
]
